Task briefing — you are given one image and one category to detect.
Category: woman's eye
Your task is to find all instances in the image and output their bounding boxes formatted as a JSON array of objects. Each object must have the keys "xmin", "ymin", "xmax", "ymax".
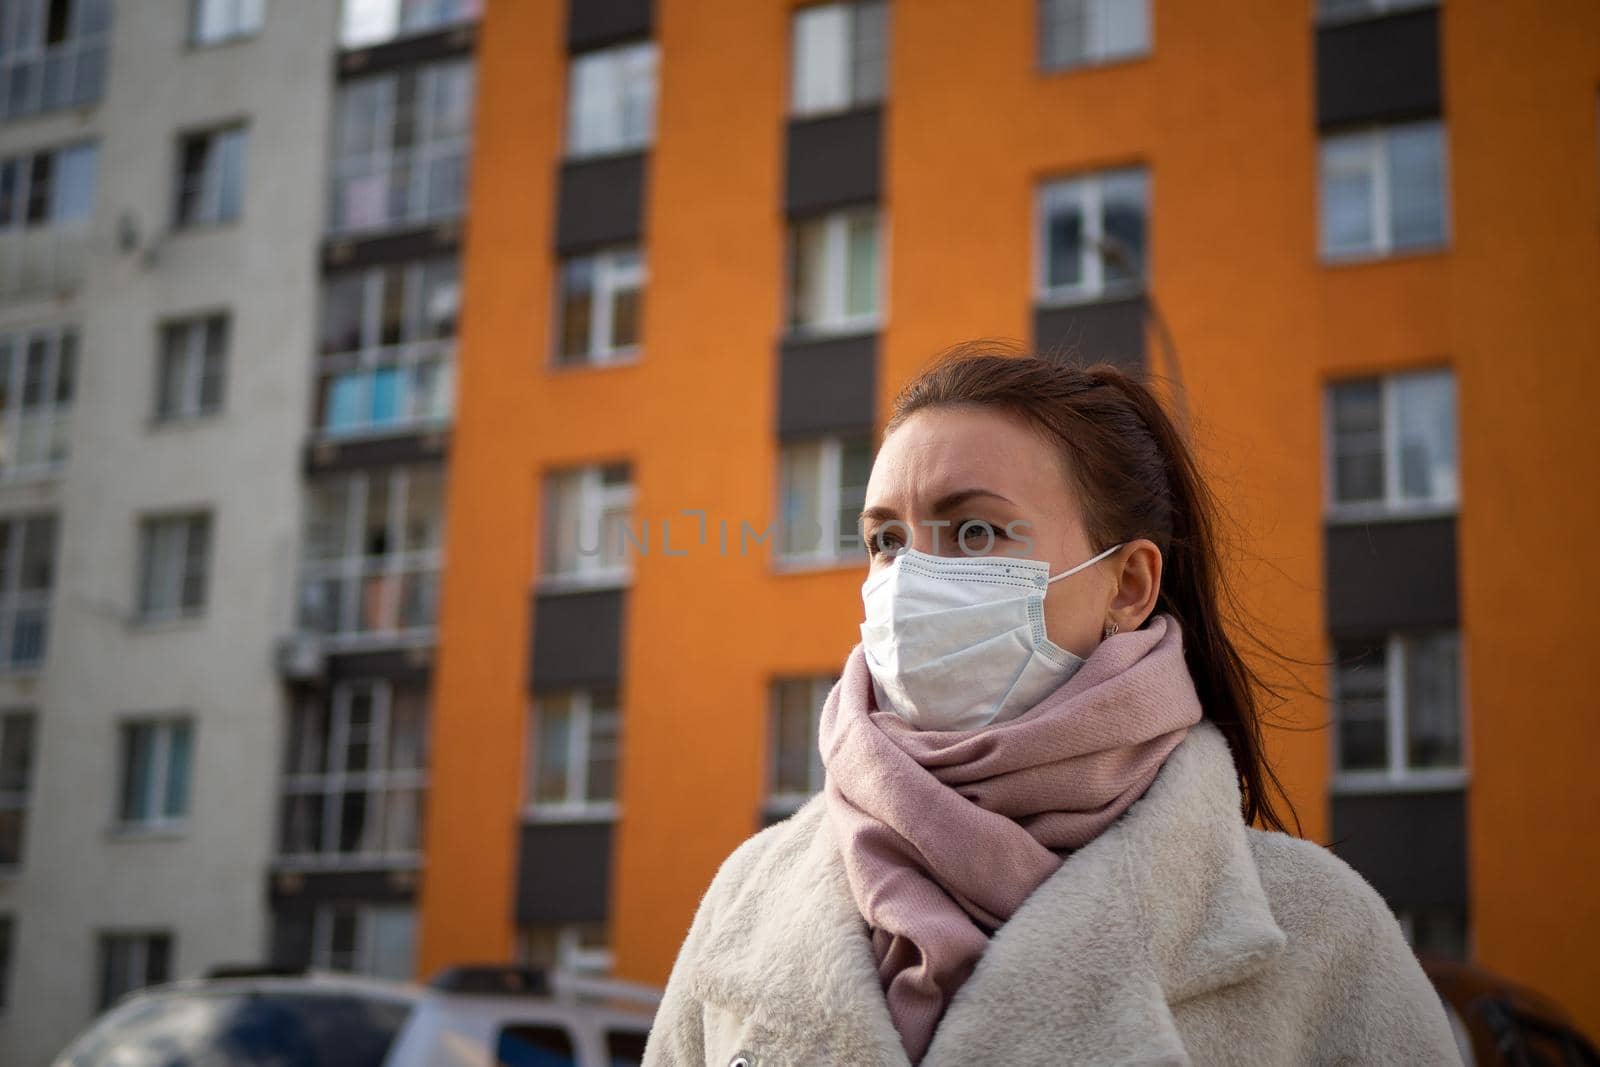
[
  {"xmin": 865, "ymin": 528, "xmax": 904, "ymax": 556},
  {"xmin": 958, "ymin": 520, "xmax": 1002, "ymax": 549}
]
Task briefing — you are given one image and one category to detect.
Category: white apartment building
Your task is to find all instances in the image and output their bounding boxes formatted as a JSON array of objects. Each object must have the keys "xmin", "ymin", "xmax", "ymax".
[{"xmin": 0, "ymin": 2, "xmax": 337, "ymax": 1063}]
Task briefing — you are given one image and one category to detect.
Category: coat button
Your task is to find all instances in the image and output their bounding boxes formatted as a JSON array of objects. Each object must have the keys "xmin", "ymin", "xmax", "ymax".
[{"xmin": 729, "ymin": 1055, "xmax": 754, "ymax": 1067}]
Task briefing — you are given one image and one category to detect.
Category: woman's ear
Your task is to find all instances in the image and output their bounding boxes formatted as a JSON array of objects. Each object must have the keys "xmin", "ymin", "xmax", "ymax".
[{"xmin": 1106, "ymin": 539, "xmax": 1162, "ymax": 633}]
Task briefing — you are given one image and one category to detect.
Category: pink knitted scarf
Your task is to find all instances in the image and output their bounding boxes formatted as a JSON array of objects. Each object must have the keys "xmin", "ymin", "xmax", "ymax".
[{"xmin": 818, "ymin": 611, "xmax": 1204, "ymax": 1063}]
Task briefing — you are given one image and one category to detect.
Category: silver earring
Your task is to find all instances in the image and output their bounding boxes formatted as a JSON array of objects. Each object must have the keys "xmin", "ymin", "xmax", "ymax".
[{"xmin": 1103, "ymin": 620, "xmax": 1118, "ymax": 639}]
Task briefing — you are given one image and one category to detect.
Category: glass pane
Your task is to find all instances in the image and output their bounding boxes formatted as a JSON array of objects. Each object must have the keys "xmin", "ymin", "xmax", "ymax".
[
  {"xmin": 328, "ymin": 911, "xmax": 359, "ymax": 969},
  {"xmin": 788, "ymin": 218, "xmax": 829, "ymax": 329},
  {"xmin": 179, "ymin": 515, "xmax": 210, "ymax": 611},
  {"xmin": 567, "ymin": 49, "xmax": 619, "ymax": 156},
  {"xmin": 279, "ymin": 791, "xmax": 325, "ymax": 855},
  {"xmin": 0, "ymin": 712, "xmax": 34, "ymax": 794},
  {"xmin": 338, "ymin": 790, "xmax": 375, "ymax": 853},
  {"xmin": 557, "ymin": 256, "xmax": 595, "ymax": 363},
  {"xmin": 1392, "ymin": 369, "xmax": 1457, "ymax": 506},
  {"xmin": 771, "ymin": 680, "xmax": 814, "ymax": 796},
  {"xmin": 51, "ymin": 142, "xmax": 96, "ymax": 221},
  {"xmin": 585, "ymin": 692, "xmax": 619, "ymax": 804},
  {"xmin": 216, "ymin": 128, "xmax": 246, "ymax": 222},
  {"xmin": 305, "ymin": 479, "xmax": 354, "ymax": 560},
  {"xmin": 1387, "ymin": 121, "xmax": 1445, "ymax": 250},
  {"xmin": 617, "ymin": 43, "xmax": 657, "ymax": 151},
  {"xmin": 779, "ymin": 442, "xmax": 823, "ymax": 556},
  {"xmin": 1042, "ymin": 181, "xmax": 1084, "ymax": 291},
  {"xmin": 364, "ymin": 474, "xmax": 393, "ymax": 556},
  {"xmin": 321, "ymin": 273, "xmax": 368, "ymax": 355},
  {"xmin": 610, "ymin": 273, "xmax": 641, "ymax": 352},
  {"xmin": 844, "ymin": 214, "xmax": 879, "ymax": 319},
  {"xmin": 19, "ymin": 516, "xmax": 55, "ymax": 591},
  {"xmin": 0, "ymin": 809, "xmax": 24, "ymax": 866},
  {"xmin": 402, "ymin": 468, "xmax": 443, "ymax": 554},
  {"xmin": 1320, "ymin": 134, "xmax": 1375, "ymax": 254},
  {"xmin": 419, "ymin": 259, "xmax": 460, "ymax": 339},
  {"xmin": 850, "ymin": 1, "xmax": 888, "ymax": 105},
  {"xmin": 121, "ymin": 724, "xmax": 155, "ymax": 822},
  {"xmin": 1405, "ymin": 633, "xmax": 1461, "ymax": 770},
  {"xmin": 836, "ymin": 438, "xmax": 873, "ymax": 557},
  {"xmin": 1099, "ymin": 0, "xmax": 1150, "ymax": 59},
  {"xmin": 379, "ymin": 264, "xmax": 407, "ymax": 346},
  {"xmin": 156, "ymin": 326, "xmax": 187, "ymax": 420},
  {"xmin": 791, "ymin": 4, "xmax": 850, "ymax": 115},
  {"xmin": 497, "ymin": 1026, "xmax": 577, "ymax": 1066},
  {"xmin": 1041, "ymin": 0, "xmax": 1089, "ymax": 69},
  {"xmin": 534, "ymin": 695, "xmax": 573, "ymax": 805},
  {"xmin": 381, "ymin": 789, "xmax": 422, "ymax": 854},
  {"xmin": 1100, "ymin": 169, "xmax": 1148, "ymax": 285},
  {"xmin": 287, "ymin": 701, "xmax": 330, "ymax": 776},
  {"xmin": 542, "ymin": 471, "xmax": 583, "ymax": 575},
  {"xmin": 1335, "ymin": 643, "xmax": 1388, "ymax": 772},
  {"xmin": 398, "ymin": 568, "xmax": 437, "ymax": 629},
  {"xmin": 162, "ymin": 722, "xmax": 192, "ymax": 819},
  {"xmin": 345, "ymin": 687, "xmax": 375, "ymax": 773},
  {"xmin": 387, "ymin": 686, "xmax": 427, "ymax": 771},
  {"xmin": 366, "ymin": 909, "xmax": 416, "ymax": 981},
  {"xmin": 1330, "ymin": 379, "xmax": 1384, "ymax": 505}
]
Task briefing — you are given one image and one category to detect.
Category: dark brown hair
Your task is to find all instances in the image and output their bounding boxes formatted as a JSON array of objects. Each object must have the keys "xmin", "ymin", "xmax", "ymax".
[{"xmin": 886, "ymin": 340, "xmax": 1300, "ymax": 835}]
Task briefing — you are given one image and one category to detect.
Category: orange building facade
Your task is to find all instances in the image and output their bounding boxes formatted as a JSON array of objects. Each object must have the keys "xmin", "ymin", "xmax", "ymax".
[{"xmin": 420, "ymin": 0, "xmax": 1600, "ymax": 1038}]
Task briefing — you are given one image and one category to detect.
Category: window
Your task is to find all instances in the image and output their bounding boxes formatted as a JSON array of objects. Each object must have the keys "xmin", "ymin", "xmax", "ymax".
[
  {"xmin": 297, "ymin": 467, "xmax": 444, "ymax": 641},
  {"xmin": 1316, "ymin": 0, "xmax": 1434, "ymax": 25},
  {"xmin": 1038, "ymin": 0, "xmax": 1149, "ymax": 71},
  {"xmin": 768, "ymin": 677, "xmax": 832, "ymax": 814},
  {"xmin": 788, "ymin": 208, "xmax": 882, "ymax": 334},
  {"xmin": 154, "ymin": 316, "xmax": 227, "ymax": 422},
  {"xmin": 0, "ymin": 711, "xmax": 34, "ymax": 867},
  {"xmin": 317, "ymin": 259, "xmax": 457, "ymax": 436},
  {"xmin": 340, "ymin": 0, "xmax": 480, "ymax": 49},
  {"xmin": 1326, "ymin": 367, "xmax": 1456, "ymax": 516},
  {"xmin": 541, "ymin": 463, "xmax": 634, "ymax": 586},
  {"xmin": 1333, "ymin": 632, "xmax": 1463, "ymax": 787},
  {"xmin": 191, "ymin": 0, "xmax": 263, "ymax": 45},
  {"xmin": 330, "ymin": 59, "xmax": 474, "ymax": 234},
  {"xmin": 312, "ymin": 905, "xmax": 416, "ymax": 980},
  {"xmin": 278, "ymin": 680, "xmax": 428, "ymax": 863},
  {"xmin": 116, "ymin": 718, "xmax": 193, "ymax": 829},
  {"xmin": 1036, "ymin": 166, "xmax": 1149, "ymax": 303},
  {"xmin": 527, "ymin": 688, "xmax": 620, "ymax": 818},
  {"xmin": 174, "ymin": 125, "xmax": 247, "ymax": 227},
  {"xmin": 135, "ymin": 512, "xmax": 212, "ymax": 622},
  {"xmin": 0, "ymin": 0, "xmax": 110, "ymax": 120},
  {"xmin": 565, "ymin": 41, "xmax": 657, "ymax": 159},
  {"xmin": 0, "ymin": 141, "xmax": 97, "ymax": 296},
  {"xmin": 790, "ymin": 1, "xmax": 888, "ymax": 118},
  {"xmin": 0, "ymin": 915, "xmax": 11, "ymax": 1011},
  {"xmin": 517, "ymin": 922, "xmax": 612, "ymax": 977},
  {"xmin": 1320, "ymin": 120, "xmax": 1446, "ymax": 259},
  {"xmin": 0, "ymin": 514, "xmax": 55, "ymax": 671},
  {"xmin": 555, "ymin": 247, "xmax": 644, "ymax": 367},
  {"xmin": 778, "ymin": 436, "xmax": 872, "ymax": 564},
  {"xmin": 497, "ymin": 1024, "xmax": 577, "ymax": 1067},
  {"xmin": 97, "ymin": 932, "xmax": 172, "ymax": 1011},
  {"xmin": 0, "ymin": 325, "xmax": 75, "ymax": 479}
]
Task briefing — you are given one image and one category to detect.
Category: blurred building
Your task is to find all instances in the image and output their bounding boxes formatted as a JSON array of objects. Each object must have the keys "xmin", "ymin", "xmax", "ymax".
[
  {"xmin": 419, "ymin": 0, "xmax": 1600, "ymax": 1040},
  {"xmin": 0, "ymin": 1, "xmax": 334, "ymax": 1063}
]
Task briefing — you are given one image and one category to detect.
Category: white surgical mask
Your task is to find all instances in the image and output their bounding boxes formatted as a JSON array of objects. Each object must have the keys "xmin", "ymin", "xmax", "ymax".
[{"xmin": 858, "ymin": 542, "xmax": 1124, "ymax": 731}]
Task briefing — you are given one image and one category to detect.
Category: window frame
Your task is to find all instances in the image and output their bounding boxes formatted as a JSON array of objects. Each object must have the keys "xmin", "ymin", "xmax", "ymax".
[
  {"xmin": 525, "ymin": 687, "xmax": 622, "ymax": 822},
  {"xmin": 1322, "ymin": 366, "xmax": 1458, "ymax": 522},
  {"xmin": 0, "ymin": 512, "xmax": 56, "ymax": 673},
  {"xmin": 553, "ymin": 246, "xmax": 645, "ymax": 369},
  {"xmin": 1037, "ymin": 0, "xmax": 1153, "ymax": 74},
  {"xmin": 765, "ymin": 676, "xmax": 833, "ymax": 815},
  {"xmin": 134, "ymin": 511, "xmax": 212, "ymax": 624},
  {"xmin": 0, "ymin": 141, "xmax": 97, "ymax": 297},
  {"xmin": 153, "ymin": 314, "xmax": 228, "ymax": 423},
  {"xmin": 172, "ymin": 123, "xmax": 248, "ymax": 229},
  {"xmin": 0, "ymin": 709, "xmax": 35, "ymax": 871},
  {"xmin": 97, "ymin": 930, "xmax": 173, "ymax": 1012},
  {"xmin": 114, "ymin": 716, "xmax": 194, "ymax": 833},
  {"xmin": 339, "ymin": 0, "xmax": 480, "ymax": 50},
  {"xmin": 1331, "ymin": 631, "xmax": 1467, "ymax": 793},
  {"xmin": 189, "ymin": 0, "xmax": 265, "ymax": 47},
  {"xmin": 310, "ymin": 903, "xmax": 417, "ymax": 979},
  {"xmin": 788, "ymin": 0, "xmax": 889, "ymax": 119},
  {"xmin": 563, "ymin": 39, "xmax": 659, "ymax": 160},
  {"xmin": 0, "ymin": 0, "xmax": 110, "ymax": 120},
  {"xmin": 277, "ymin": 680, "xmax": 429, "ymax": 868},
  {"xmin": 1034, "ymin": 165, "xmax": 1150, "ymax": 306},
  {"xmin": 775, "ymin": 435, "xmax": 872, "ymax": 567},
  {"xmin": 539, "ymin": 464, "xmax": 636, "ymax": 590},
  {"xmin": 297, "ymin": 466, "xmax": 445, "ymax": 645},
  {"xmin": 786, "ymin": 207, "xmax": 884, "ymax": 336},
  {"xmin": 1318, "ymin": 120, "xmax": 1449, "ymax": 262},
  {"xmin": 0, "ymin": 324, "xmax": 76, "ymax": 480}
]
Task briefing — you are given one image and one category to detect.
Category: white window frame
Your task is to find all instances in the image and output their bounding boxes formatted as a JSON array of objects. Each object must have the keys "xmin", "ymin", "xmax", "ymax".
[
  {"xmin": 191, "ymin": 0, "xmax": 265, "ymax": 45},
  {"xmin": 1319, "ymin": 120, "xmax": 1448, "ymax": 261},
  {"xmin": 311, "ymin": 903, "xmax": 417, "ymax": 978},
  {"xmin": 329, "ymin": 59, "xmax": 475, "ymax": 236},
  {"xmin": 0, "ymin": 513, "xmax": 54, "ymax": 673},
  {"xmin": 297, "ymin": 467, "xmax": 445, "ymax": 646},
  {"xmin": 154, "ymin": 315, "xmax": 227, "ymax": 423},
  {"xmin": 1034, "ymin": 166, "xmax": 1149, "ymax": 305},
  {"xmin": 1037, "ymin": 0, "xmax": 1152, "ymax": 73},
  {"xmin": 98, "ymin": 931, "xmax": 172, "ymax": 1011},
  {"xmin": 539, "ymin": 464, "xmax": 635, "ymax": 590},
  {"xmin": 0, "ymin": 141, "xmax": 97, "ymax": 297},
  {"xmin": 564, "ymin": 40, "xmax": 659, "ymax": 160},
  {"xmin": 765, "ymin": 677, "xmax": 831, "ymax": 815},
  {"xmin": 1322, "ymin": 367, "xmax": 1457, "ymax": 522},
  {"xmin": 0, "ymin": 709, "xmax": 35, "ymax": 871},
  {"xmin": 526, "ymin": 688, "xmax": 621, "ymax": 822},
  {"xmin": 1315, "ymin": 0, "xmax": 1436, "ymax": 27},
  {"xmin": 788, "ymin": 208, "xmax": 883, "ymax": 336},
  {"xmin": 789, "ymin": 1, "xmax": 888, "ymax": 119},
  {"xmin": 0, "ymin": 0, "xmax": 110, "ymax": 120},
  {"xmin": 174, "ymin": 124, "xmax": 248, "ymax": 228},
  {"xmin": 554, "ymin": 246, "xmax": 645, "ymax": 368},
  {"xmin": 278, "ymin": 680, "xmax": 429, "ymax": 868},
  {"xmin": 114, "ymin": 717, "xmax": 194, "ymax": 833},
  {"xmin": 340, "ymin": 0, "xmax": 480, "ymax": 50},
  {"xmin": 134, "ymin": 511, "xmax": 211, "ymax": 624},
  {"xmin": 1332, "ymin": 632, "xmax": 1467, "ymax": 793},
  {"xmin": 316, "ymin": 260, "xmax": 458, "ymax": 439},
  {"xmin": 775, "ymin": 436, "xmax": 870, "ymax": 567},
  {"xmin": 0, "ymin": 324, "xmax": 75, "ymax": 480}
]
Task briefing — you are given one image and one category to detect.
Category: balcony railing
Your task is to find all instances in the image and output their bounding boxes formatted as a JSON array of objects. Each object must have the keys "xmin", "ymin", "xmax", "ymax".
[
  {"xmin": 0, "ymin": 35, "xmax": 108, "ymax": 121},
  {"xmin": 328, "ymin": 143, "xmax": 468, "ymax": 238},
  {"xmin": 0, "ymin": 412, "xmax": 70, "ymax": 481},
  {"xmin": 297, "ymin": 555, "xmax": 440, "ymax": 645},
  {"xmin": 314, "ymin": 341, "xmax": 453, "ymax": 441},
  {"xmin": 0, "ymin": 223, "xmax": 89, "ymax": 300},
  {"xmin": 0, "ymin": 593, "xmax": 50, "ymax": 672}
]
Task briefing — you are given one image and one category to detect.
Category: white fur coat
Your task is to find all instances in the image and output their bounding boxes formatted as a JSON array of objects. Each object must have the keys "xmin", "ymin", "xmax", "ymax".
[{"xmin": 641, "ymin": 720, "xmax": 1463, "ymax": 1066}]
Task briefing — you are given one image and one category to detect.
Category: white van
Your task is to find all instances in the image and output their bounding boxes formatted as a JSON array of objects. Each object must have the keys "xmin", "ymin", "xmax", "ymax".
[{"xmin": 52, "ymin": 965, "xmax": 658, "ymax": 1067}]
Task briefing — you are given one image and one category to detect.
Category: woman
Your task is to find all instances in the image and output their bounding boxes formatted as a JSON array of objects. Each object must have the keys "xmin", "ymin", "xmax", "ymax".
[{"xmin": 642, "ymin": 345, "xmax": 1461, "ymax": 1066}]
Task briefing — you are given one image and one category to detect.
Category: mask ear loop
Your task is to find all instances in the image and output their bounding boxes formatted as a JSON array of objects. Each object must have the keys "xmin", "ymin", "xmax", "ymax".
[{"xmin": 1045, "ymin": 541, "xmax": 1125, "ymax": 584}]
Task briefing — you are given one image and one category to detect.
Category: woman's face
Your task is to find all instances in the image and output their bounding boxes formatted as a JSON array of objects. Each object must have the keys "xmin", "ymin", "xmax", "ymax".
[{"xmin": 860, "ymin": 405, "xmax": 1160, "ymax": 658}]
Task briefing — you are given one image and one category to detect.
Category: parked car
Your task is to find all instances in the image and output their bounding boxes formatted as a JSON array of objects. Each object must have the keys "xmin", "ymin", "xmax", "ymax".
[
  {"xmin": 1424, "ymin": 957, "xmax": 1600, "ymax": 1067},
  {"xmin": 52, "ymin": 965, "xmax": 657, "ymax": 1067}
]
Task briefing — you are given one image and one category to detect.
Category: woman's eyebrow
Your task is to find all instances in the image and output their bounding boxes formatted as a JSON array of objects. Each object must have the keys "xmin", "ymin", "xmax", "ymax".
[{"xmin": 859, "ymin": 489, "xmax": 1016, "ymax": 527}]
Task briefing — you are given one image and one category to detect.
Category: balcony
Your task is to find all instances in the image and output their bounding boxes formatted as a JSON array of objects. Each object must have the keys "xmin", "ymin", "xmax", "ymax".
[
  {"xmin": 0, "ymin": 34, "xmax": 109, "ymax": 122},
  {"xmin": 328, "ymin": 144, "xmax": 469, "ymax": 240},
  {"xmin": 0, "ymin": 222, "xmax": 89, "ymax": 300}
]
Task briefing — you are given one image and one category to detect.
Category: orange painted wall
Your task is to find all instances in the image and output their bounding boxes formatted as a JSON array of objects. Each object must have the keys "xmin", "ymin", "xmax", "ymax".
[{"xmin": 422, "ymin": 0, "xmax": 1600, "ymax": 1036}]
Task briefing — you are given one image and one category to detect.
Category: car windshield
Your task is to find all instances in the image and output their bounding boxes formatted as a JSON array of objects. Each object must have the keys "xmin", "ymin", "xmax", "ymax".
[{"xmin": 60, "ymin": 988, "xmax": 413, "ymax": 1067}]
